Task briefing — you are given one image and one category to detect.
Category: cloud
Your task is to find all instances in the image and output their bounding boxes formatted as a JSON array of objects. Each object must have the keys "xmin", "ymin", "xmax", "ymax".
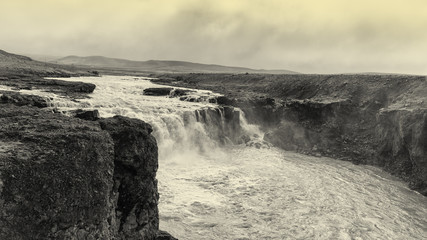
[{"xmin": 0, "ymin": 0, "xmax": 426, "ymax": 74}]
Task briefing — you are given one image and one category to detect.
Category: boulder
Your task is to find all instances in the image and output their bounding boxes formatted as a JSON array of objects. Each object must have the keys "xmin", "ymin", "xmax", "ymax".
[
  {"xmin": 143, "ymin": 88, "xmax": 173, "ymax": 96},
  {"xmin": 216, "ymin": 96, "xmax": 236, "ymax": 106},
  {"xmin": 75, "ymin": 109, "xmax": 100, "ymax": 121},
  {"xmin": 1, "ymin": 92, "xmax": 49, "ymax": 108},
  {"xmin": 170, "ymin": 88, "xmax": 194, "ymax": 97}
]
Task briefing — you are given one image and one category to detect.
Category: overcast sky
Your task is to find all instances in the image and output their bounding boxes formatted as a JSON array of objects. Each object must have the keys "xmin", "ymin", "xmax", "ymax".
[{"xmin": 1, "ymin": 0, "xmax": 426, "ymax": 74}]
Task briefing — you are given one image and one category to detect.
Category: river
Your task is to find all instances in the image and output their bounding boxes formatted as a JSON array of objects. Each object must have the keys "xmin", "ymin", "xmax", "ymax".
[{"xmin": 13, "ymin": 75, "xmax": 427, "ymax": 239}]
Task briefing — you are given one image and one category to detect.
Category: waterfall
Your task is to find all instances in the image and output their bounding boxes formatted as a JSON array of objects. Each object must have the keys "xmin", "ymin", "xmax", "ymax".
[
  {"xmin": 39, "ymin": 75, "xmax": 263, "ymax": 162},
  {"xmin": 3, "ymin": 75, "xmax": 426, "ymax": 240},
  {"xmin": 2, "ymin": 75, "xmax": 268, "ymax": 160}
]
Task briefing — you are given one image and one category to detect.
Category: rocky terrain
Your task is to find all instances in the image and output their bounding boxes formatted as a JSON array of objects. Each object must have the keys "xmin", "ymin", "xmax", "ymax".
[
  {"xmin": 0, "ymin": 49, "xmax": 99, "ymax": 98},
  {"xmin": 151, "ymin": 73, "xmax": 427, "ymax": 196},
  {"xmin": 0, "ymin": 50, "xmax": 176, "ymax": 239}
]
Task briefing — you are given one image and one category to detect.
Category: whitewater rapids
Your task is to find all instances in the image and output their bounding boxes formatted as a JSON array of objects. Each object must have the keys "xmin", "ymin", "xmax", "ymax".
[{"xmin": 15, "ymin": 76, "xmax": 427, "ymax": 239}]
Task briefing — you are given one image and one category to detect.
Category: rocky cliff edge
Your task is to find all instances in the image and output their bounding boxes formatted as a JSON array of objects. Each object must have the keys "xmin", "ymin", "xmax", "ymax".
[{"xmin": 0, "ymin": 99, "xmax": 175, "ymax": 239}]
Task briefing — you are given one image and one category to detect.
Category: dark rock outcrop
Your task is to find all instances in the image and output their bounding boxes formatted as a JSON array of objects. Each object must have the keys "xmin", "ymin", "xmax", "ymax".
[
  {"xmin": 0, "ymin": 77, "xmax": 97, "ymax": 98},
  {"xmin": 156, "ymin": 230, "xmax": 178, "ymax": 240},
  {"xmin": 41, "ymin": 79, "xmax": 96, "ymax": 93},
  {"xmin": 0, "ymin": 100, "xmax": 172, "ymax": 239},
  {"xmin": 1, "ymin": 91, "xmax": 49, "ymax": 108},
  {"xmin": 143, "ymin": 88, "xmax": 173, "ymax": 96},
  {"xmin": 169, "ymin": 88, "xmax": 194, "ymax": 97},
  {"xmin": 99, "ymin": 116, "xmax": 159, "ymax": 239},
  {"xmin": 75, "ymin": 109, "xmax": 100, "ymax": 121},
  {"xmin": 0, "ymin": 105, "xmax": 116, "ymax": 239},
  {"xmin": 216, "ymin": 96, "xmax": 236, "ymax": 106}
]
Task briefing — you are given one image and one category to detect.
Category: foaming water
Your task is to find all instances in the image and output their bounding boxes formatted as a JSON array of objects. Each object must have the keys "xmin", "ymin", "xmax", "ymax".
[
  {"xmin": 158, "ymin": 147, "xmax": 427, "ymax": 239},
  {"xmin": 6, "ymin": 75, "xmax": 426, "ymax": 239},
  {"xmin": 43, "ymin": 75, "xmax": 256, "ymax": 161}
]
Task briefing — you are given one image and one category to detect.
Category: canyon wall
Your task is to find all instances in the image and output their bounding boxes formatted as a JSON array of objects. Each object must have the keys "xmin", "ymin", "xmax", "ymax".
[{"xmin": 153, "ymin": 73, "xmax": 427, "ymax": 196}]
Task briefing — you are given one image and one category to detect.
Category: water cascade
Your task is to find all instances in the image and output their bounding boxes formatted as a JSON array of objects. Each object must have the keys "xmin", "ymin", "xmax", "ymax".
[{"xmin": 7, "ymin": 75, "xmax": 426, "ymax": 239}]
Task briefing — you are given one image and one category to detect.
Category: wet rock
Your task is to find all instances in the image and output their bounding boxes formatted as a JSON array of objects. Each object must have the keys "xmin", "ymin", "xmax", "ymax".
[
  {"xmin": 143, "ymin": 87, "xmax": 173, "ymax": 96},
  {"xmin": 75, "ymin": 109, "xmax": 100, "ymax": 121},
  {"xmin": 239, "ymin": 134, "xmax": 251, "ymax": 144},
  {"xmin": 246, "ymin": 139, "xmax": 272, "ymax": 149},
  {"xmin": 43, "ymin": 79, "xmax": 96, "ymax": 93},
  {"xmin": 156, "ymin": 230, "xmax": 178, "ymax": 240},
  {"xmin": 1, "ymin": 92, "xmax": 48, "ymax": 108},
  {"xmin": 216, "ymin": 96, "xmax": 236, "ymax": 106},
  {"xmin": 170, "ymin": 88, "xmax": 195, "ymax": 97}
]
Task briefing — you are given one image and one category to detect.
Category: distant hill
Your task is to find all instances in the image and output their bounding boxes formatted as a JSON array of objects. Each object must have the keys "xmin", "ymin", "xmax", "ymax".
[
  {"xmin": 53, "ymin": 55, "xmax": 297, "ymax": 74},
  {"xmin": 0, "ymin": 49, "xmax": 34, "ymax": 66},
  {"xmin": 0, "ymin": 49, "xmax": 94, "ymax": 76},
  {"xmin": 23, "ymin": 53, "xmax": 63, "ymax": 62}
]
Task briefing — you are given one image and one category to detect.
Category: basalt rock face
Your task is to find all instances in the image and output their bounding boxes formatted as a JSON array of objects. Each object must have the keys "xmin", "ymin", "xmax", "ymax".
[
  {"xmin": 254, "ymin": 75, "xmax": 427, "ymax": 195},
  {"xmin": 263, "ymin": 98, "xmax": 360, "ymax": 159},
  {"xmin": 99, "ymin": 116, "xmax": 159, "ymax": 239},
  {"xmin": 194, "ymin": 106, "xmax": 243, "ymax": 144},
  {"xmin": 0, "ymin": 101, "xmax": 169, "ymax": 238},
  {"xmin": 0, "ymin": 105, "xmax": 116, "ymax": 239},
  {"xmin": 376, "ymin": 109, "xmax": 427, "ymax": 195}
]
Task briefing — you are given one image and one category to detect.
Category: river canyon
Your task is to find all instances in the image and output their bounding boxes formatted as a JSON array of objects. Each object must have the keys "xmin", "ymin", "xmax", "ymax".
[{"xmin": 5, "ymin": 75, "xmax": 425, "ymax": 240}]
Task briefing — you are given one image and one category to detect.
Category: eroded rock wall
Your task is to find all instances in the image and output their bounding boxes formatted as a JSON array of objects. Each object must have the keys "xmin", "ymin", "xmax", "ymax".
[
  {"xmin": 99, "ymin": 116, "xmax": 159, "ymax": 239},
  {"xmin": 0, "ymin": 105, "xmax": 116, "ymax": 239},
  {"xmin": 376, "ymin": 109, "xmax": 427, "ymax": 195},
  {"xmin": 237, "ymin": 75, "xmax": 427, "ymax": 195},
  {"xmin": 155, "ymin": 73, "xmax": 427, "ymax": 196},
  {"xmin": 0, "ymin": 100, "xmax": 173, "ymax": 239}
]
